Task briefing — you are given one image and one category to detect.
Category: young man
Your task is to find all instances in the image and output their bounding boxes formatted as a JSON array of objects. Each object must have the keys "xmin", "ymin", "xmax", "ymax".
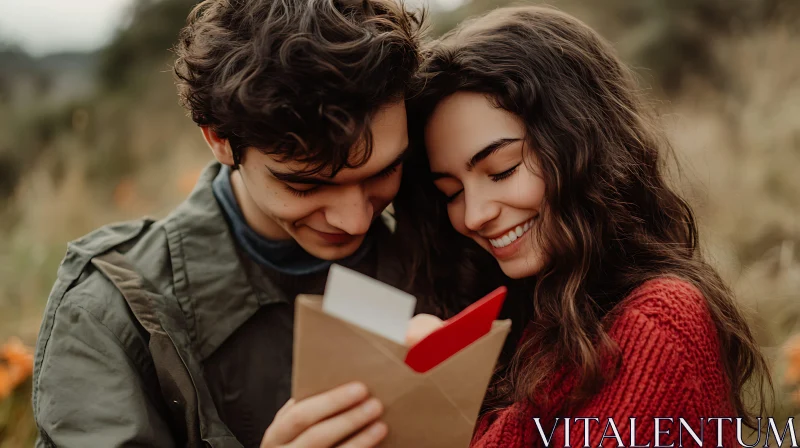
[{"xmin": 31, "ymin": 0, "xmax": 422, "ymax": 446}]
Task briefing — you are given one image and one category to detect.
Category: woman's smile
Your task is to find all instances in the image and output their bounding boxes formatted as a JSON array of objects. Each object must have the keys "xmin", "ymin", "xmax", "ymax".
[{"xmin": 483, "ymin": 216, "xmax": 538, "ymax": 260}]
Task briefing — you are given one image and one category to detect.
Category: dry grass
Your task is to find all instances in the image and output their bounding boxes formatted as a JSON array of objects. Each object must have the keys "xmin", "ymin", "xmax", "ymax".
[
  {"xmin": 0, "ymin": 70, "xmax": 210, "ymax": 342},
  {"xmin": 664, "ymin": 27, "xmax": 800, "ymax": 421}
]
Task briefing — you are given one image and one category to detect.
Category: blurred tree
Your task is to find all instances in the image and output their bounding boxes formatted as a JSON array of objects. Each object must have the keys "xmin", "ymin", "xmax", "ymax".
[
  {"xmin": 0, "ymin": 151, "xmax": 20, "ymax": 200},
  {"xmin": 0, "ymin": 44, "xmax": 36, "ymax": 73},
  {"xmin": 99, "ymin": 0, "xmax": 199, "ymax": 90},
  {"xmin": 0, "ymin": 74, "xmax": 8, "ymax": 105},
  {"xmin": 436, "ymin": 0, "xmax": 800, "ymax": 94}
]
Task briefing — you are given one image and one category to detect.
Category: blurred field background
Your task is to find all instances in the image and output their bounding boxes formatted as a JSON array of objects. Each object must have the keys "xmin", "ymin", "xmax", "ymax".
[{"xmin": 1, "ymin": 0, "xmax": 799, "ymax": 445}]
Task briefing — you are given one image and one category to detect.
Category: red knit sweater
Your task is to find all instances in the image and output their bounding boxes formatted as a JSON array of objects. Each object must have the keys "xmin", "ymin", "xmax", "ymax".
[{"xmin": 472, "ymin": 278, "xmax": 739, "ymax": 447}]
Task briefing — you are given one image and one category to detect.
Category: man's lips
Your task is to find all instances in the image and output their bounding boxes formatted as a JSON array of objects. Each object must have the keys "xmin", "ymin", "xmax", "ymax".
[{"xmin": 312, "ymin": 229, "xmax": 360, "ymax": 244}]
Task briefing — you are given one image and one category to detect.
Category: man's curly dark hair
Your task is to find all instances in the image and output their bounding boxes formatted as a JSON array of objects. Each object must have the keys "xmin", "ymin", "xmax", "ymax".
[{"xmin": 174, "ymin": 0, "xmax": 423, "ymax": 174}]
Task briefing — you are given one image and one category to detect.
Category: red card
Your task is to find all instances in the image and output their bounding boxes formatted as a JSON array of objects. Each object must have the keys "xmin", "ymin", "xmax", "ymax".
[{"xmin": 404, "ymin": 286, "xmax": 507, "ymax": 373}]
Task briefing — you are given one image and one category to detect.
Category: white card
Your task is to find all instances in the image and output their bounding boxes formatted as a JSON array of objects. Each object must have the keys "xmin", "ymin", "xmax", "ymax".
[{"xmin": 322, "ymin": 264, "xmax": 417, "ymax": 344}]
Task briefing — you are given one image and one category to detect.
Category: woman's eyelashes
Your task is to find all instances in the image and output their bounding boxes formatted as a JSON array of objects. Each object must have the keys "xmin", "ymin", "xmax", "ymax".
[
  {"xmin": 445, "ymin": 189, "xmax": 464, "ymax": 203},
  {"xmin": 439, "ymin": 162, "xmax": 522, "ymax": 203},
  {"xmin": 489, "ymin": 162, "xmax": 521, "ymax": 182}
]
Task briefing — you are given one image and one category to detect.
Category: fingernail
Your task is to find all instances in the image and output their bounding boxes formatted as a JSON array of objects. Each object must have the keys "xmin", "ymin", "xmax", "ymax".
[
  {"xmin": 347, "ymin": 382, "xmax": 367, "ymax": 399},
  {"xmin": 362, "ymin": 398, "xmax": 382, "ymax": 416},
  {"xmin": 370, "ymin": 422, "xmax": 387, "ymax": 437}
]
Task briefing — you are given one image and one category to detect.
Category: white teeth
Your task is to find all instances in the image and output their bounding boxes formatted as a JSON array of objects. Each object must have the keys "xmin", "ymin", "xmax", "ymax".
[{"xmin": 488, "ymin": 217, "xmax": 536, "ymax": 248}]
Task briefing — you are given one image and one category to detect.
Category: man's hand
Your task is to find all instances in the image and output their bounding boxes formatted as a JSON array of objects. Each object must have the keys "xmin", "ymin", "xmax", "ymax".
[
  {"xmin": 260, "ymin": 382, "xmax": 387, "ymax": 448},
  {"xmin": 261, "ymin": 313, "xmax": 444, "ymax": 447}
]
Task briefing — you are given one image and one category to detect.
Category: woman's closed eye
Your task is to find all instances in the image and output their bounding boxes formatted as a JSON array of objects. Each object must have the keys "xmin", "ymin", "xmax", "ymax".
[
  {"xmin": 433, "ymin": 178, "xmax": 464, "ymax": 203},
  {"xmin": 489, "ymin": 163, "xmax": 521, "ymax": 182},
  {"xmin": 443, "ymin": 188, "xmax": 464, "ymax": 203}
]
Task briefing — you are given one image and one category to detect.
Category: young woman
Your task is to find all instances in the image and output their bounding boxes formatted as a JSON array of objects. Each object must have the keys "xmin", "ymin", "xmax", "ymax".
[{"xmin": 394, "ymin": 6, "xmax": 771, "ymax": 447}]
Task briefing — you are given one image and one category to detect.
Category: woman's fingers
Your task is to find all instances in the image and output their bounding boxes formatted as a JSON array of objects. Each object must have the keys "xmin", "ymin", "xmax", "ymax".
[
  {"xmin": 262, "ymin": 382, "xmax": 369, "ymax": 445},
  {"xmin": 289, "ymin": 397, "xmax": 384, "ymax": 448},
  {"xmin": 405, "ymin": 313, "xmax": 445, "ymax": 346},
  {"xmin": 336, "ymin": 421, "xmax": 389, "ymax": 448}
]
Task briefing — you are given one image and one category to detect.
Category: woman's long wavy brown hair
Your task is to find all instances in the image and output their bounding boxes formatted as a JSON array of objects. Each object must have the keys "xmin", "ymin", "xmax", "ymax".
[{"xmin": 393, "ymin": 6, "xmax": 771, "ymax": 427}]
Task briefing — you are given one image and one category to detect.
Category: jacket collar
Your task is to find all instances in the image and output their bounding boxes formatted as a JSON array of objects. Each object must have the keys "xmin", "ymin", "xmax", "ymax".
[{"xmin": 163, "ymin": 162, "xmax": 284, "ymax": 359}]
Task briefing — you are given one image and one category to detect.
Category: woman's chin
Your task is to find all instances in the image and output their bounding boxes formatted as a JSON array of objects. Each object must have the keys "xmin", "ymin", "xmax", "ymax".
[
  {"xmin": 495, "ymin": 255, "xmax": 544, "ymax": 279},
  {"xmin": 476, "ymin": 237, "xmax": 545, "ymax": 279}
]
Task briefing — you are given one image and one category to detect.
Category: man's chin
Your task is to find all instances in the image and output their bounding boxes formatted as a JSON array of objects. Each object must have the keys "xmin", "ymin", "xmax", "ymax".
[{"xmin": 298, "ymin": 236, "xmax": 366, "ymax": 261}]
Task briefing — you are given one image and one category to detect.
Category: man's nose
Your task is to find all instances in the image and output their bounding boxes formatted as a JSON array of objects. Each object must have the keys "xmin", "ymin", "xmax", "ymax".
[{"xmin": 326, "ymin": 184, "xmax": 374, "ymax": 235}]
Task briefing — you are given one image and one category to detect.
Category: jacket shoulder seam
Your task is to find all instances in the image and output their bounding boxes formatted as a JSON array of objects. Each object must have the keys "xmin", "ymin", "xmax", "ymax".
[{"xmin": 35, "ymin": 296, "xmax": 148, "ymax": 425}]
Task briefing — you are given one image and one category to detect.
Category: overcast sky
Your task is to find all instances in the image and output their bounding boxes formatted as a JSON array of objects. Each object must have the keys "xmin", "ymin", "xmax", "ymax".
[
  {"xmin": 0, "ymin": 0, "xmax": 462, "ymax": 56},
  {"xmin": 0, "ymin": 0, "xmax": 133, "ymax": 55}
]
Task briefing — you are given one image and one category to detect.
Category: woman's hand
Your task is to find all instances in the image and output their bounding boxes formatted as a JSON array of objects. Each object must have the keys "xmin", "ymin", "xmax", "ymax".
[
  {"xmin": 405, "ymin": 313, "xmax": 445, "ymax": 346},
  {"xmin": 260, "ymin": 382, "xmax": 387, "ymax": 448}
]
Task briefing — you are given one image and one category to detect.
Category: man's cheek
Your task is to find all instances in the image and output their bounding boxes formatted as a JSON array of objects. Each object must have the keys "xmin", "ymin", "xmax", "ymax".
[
  {"xmin": 264, "ymin": 198, "xmax": 318, "ymax": 226},
  {"xmin": 372, "ymin": 178, "xmax": 402, "ymax": 211},
  {"xmin": 371, "ymin": 195, "xmax": 392, "ymax": 213}
]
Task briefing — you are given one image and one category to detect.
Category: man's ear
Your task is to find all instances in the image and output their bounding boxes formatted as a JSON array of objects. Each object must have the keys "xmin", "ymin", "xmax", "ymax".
[{"xmin": 201, "ymin": 126, "xmax": 235, "ymax": 166}]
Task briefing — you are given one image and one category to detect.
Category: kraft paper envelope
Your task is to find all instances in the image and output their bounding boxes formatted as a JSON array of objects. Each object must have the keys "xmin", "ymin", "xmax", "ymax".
[{"xmin": 292, "ymin": 295, "xmax": 512, "ymax": 448}]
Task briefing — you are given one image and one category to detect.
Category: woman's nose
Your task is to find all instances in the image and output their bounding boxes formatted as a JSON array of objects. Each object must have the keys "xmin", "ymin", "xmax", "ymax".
[{"xmin": 463, "ymin": 189, "xmax": 500, "ymax": 232}]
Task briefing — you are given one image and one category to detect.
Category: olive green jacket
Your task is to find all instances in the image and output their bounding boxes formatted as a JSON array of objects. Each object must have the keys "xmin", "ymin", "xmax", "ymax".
[{"xmin": 31, "ymin": 162, "xmax": 402, "ymax": 447}]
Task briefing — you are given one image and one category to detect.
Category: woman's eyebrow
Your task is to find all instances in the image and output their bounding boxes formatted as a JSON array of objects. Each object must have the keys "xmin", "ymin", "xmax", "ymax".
[
  {"xmin": 429, "ymin": 138, "xmax": 521, "ymax": 179},
  {"xmin": 466, "ymin": 138, "xmax": 521, "ymax": 170}
]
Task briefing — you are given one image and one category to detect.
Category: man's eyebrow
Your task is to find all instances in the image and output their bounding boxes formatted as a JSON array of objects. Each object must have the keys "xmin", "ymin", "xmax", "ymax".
[
  {"xmin": 267, "ymin": 169, "xmax": 338, "ymax": 186},
  {"xmin": 372, "ymin": 146, "xmax": 409, "ymax": 177},
  {"xmin": 467, "ymin": 138, "xmax": 522, "ymax": 170},
  {"xmin": 266, "ymin": 145, "xmax": 409, "ymax": 185}
]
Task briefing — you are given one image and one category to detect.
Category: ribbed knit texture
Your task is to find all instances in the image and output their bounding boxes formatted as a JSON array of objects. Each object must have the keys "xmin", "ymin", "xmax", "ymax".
[{"xmin": 471, "ymin": 278, "xmax": 739, "ymax": 447}]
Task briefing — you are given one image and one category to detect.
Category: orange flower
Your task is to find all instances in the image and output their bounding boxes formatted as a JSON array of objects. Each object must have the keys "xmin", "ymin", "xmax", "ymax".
[
  {"xmin": 785, "ymin": 335, "xmax": 800, "ymax": 384},
  {"xmin": 783, "ymin": 334, "xmax": 800, "ymax": 408},
  {"xmin": 113, "ymin": 177, "xmax": 140, "ymax": 212},
  {"xmin": 0, "ymin": 337, "xmax": 34, "ymax": 401},
  {"xmin": 177, "ymin": 167, "xmax": 204, "ymax": 196}
]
